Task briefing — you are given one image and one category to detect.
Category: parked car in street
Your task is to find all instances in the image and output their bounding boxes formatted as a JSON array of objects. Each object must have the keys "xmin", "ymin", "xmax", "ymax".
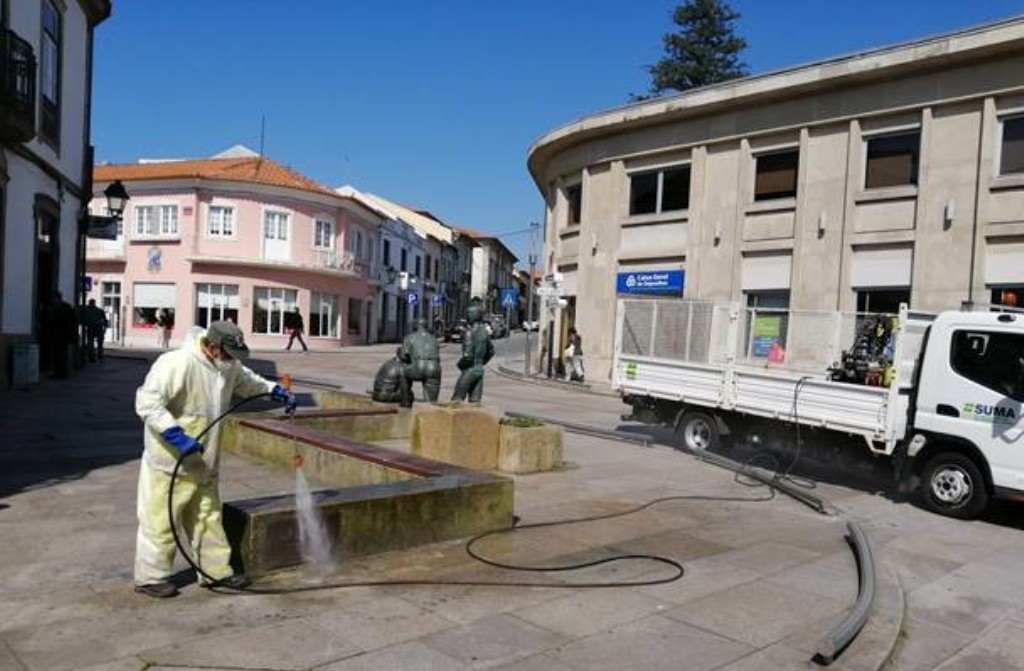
[
  {"xmin": 446, "ymin": 319, "xmax": 468, "ymax": 343},
  {"xmin": 484, "ymin": 314, "xmax": 508, "ymax": 338}
]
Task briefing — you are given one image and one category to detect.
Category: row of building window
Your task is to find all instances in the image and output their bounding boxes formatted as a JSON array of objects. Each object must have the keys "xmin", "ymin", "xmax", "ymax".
[
  {"xmin": 121, "ymin": 204, "xmax": 374, "ymax": 259},
  {"xmin": 577, "ymin": 115, "xmax": 1024, "ymax": 224},
  {"xmin": 380, "ymin": 239, "xmax": 444, "ymax": 280}
]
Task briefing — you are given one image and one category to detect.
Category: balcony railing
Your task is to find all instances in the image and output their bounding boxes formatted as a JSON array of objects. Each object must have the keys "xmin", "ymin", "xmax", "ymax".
[
  {"xmin": 313, "ymin": 248, "xmax": 357, "ymax": 273},
  {"xmin": 0, "ymin": 28, "xmax": 36, "ymax": 143}
]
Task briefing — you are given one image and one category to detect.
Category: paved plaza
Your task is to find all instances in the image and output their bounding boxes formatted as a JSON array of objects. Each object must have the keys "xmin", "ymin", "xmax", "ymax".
[{"xmin": 2, "ymin": 337, "xmax": 1024, "ymax": 671}]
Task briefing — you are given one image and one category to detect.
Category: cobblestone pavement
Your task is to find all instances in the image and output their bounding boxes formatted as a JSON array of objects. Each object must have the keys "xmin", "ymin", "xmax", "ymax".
[{"xmin": 2, "ymin": 338, "xmax": 1024, "ymax": 671}]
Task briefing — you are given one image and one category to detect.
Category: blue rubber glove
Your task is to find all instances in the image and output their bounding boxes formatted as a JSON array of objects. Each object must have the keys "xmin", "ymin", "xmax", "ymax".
[
  {"xmin": 161, "ymin": 426, "xmax": 203, "ymax": 457},
  {"xmin": 271, "ymin": 384, "xmax": 298, "ymax": 415}
]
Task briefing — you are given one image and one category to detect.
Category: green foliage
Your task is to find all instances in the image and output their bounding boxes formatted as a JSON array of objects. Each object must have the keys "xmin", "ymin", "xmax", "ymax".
[{"xmin": 633, "ymin": 0, "xmax": 748, "ymax": 101}]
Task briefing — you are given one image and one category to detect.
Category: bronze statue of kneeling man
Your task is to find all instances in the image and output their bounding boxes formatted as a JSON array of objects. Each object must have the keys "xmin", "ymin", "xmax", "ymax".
[{"xmin": 371, "ymin": 347, "xmax": 413, "ymax": 407}]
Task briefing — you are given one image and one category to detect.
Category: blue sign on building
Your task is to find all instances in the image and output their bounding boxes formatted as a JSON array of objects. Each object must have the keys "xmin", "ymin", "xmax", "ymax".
[
  {"xmin": 615, "ymin": 270, "xmax": 685, "ymax": 295},
  {"xmin": 407, "ymin": 292, "xmax": 419, "ymax": 306}
]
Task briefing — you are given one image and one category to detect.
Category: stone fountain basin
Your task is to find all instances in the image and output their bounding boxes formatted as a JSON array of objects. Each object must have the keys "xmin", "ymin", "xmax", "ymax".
[{"xmin": 220, "ymin": 408, "xmax": 513, "ymax": 577}]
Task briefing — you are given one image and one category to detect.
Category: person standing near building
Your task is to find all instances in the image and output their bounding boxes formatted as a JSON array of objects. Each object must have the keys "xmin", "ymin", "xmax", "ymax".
[
  {"xmin": 156, "ymin": 309, "xmax": 173, "ymax": 349},
  {"xmin": 285, "ymin": 306, "xmax": 308, "ymax": 352},
  {"xmin": 82, "ymin": 298, "xmax": 108, "ymax": 362},
  {"xmin": 567, "ymin": 327, "xmax": 585, "ymax": 382},
  {"xmin": 133, "ymin": 321, "xmax": 297, "ymax": 598},
  {"xmin": 49, "ymin": 292, "xmax": 76, "ymax": 379}
]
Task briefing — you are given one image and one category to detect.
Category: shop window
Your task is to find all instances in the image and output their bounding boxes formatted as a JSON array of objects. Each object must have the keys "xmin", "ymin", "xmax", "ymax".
[
  {"xmin": 754, "ymin": 150, "xmax": 799, "ymax": 201},
  {"xmin": 195, "ymin": 283, "xmax": 239, "ymax": 327},
  {"xmin": 310, "ymin": 292, "xmax": 338, "ymax": 337},
  {"xmin": 991, "ymin": 287, "xmax": 1023, "ymax": 309},
  {"xmin": 865, "ymin": 131, "xmax": 920, "ymax": 189},
  {"xmin": 744, "ymin": 291, "xmax": 790, "ymax": 361},
  {"xmin": 347, "ymin": 297, "xmax": 363, "ymax": 335},
  {"xmin": 253, "ymin": 287, "xmax": 297, "ymax": 335}
]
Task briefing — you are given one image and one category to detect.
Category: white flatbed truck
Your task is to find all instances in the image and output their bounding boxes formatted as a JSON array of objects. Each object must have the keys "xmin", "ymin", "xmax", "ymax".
[{"xmin": 613, "ymin": 298, "xmax": 1024, "ymax": 519}]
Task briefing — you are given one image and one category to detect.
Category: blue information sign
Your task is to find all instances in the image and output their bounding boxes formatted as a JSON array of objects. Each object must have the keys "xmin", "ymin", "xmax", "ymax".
[
  {"xmin": 407, "ymin": 292, "xmax": 419, "ymax": 306},
  {"xmin": 499, "ymin": 288, "xmax": 519, "ymax": 309},
  {"xmin": 615, "ymin": 270, "xmax": 685, "ymax": 295}
]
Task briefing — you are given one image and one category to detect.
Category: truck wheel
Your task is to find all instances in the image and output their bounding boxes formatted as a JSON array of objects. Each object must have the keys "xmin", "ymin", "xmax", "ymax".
[
  {"xmin": 919, "ymin": 452, "xmax": 989, "ymax": 520},
  {"xmin": 676, "ymin": 411, "xmax": 720, "ymax": 452}
]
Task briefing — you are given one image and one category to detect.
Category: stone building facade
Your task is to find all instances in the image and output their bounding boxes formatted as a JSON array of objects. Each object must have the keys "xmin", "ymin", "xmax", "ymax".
[{"xmin": 527, "ymin": 19, "xmax": 1024, "ymax": 382}]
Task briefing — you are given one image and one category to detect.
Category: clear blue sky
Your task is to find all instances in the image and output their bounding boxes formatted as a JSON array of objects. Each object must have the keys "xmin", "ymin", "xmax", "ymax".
[{"xmin": 92, "ymin": 1, "xmax": 1024, "ymax": 263}]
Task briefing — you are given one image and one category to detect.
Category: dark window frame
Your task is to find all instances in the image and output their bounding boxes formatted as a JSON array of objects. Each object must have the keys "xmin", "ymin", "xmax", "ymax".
[
  {"xmin": 856, "ymin": 288, "xmax": 910, "ymax": 314},
  {"xmin": 629, "ymin": 165, "xmax": 691, "ymax": 215},
  {"xmin": 754, "ymin": 150, "xmax": 799, "ymax": 202},
  {"xmin": 39, "ymin": 0, "xmax": 61, "ymax": 149},
  {"xmin": 999, "ymin": 115, "xmax": 1024, "ymax": 176},
  {"xmin": 865, "ymin": 131, "xmax": 920, "ymax": 189},
  {"xmin": 565, "ymin": 183, "xmax": 582, "ymax": 226}
]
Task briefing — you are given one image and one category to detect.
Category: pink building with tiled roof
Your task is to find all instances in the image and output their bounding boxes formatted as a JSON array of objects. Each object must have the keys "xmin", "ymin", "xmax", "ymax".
[{"xmin": 85, "ymin": 146, "xmax": 382, "ymax": 350}]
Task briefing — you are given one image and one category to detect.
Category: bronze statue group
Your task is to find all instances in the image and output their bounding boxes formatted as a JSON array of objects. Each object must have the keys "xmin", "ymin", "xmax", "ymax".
[{"xmin": 372, "ymin": 297, "xmax": 495, "ymax": 406}]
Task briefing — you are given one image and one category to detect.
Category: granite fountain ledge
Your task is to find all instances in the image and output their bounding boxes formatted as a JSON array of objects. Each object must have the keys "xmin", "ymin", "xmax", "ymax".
[{"xmin": 220, "ymin": 410, "xmax": 514, "ymax": 577}]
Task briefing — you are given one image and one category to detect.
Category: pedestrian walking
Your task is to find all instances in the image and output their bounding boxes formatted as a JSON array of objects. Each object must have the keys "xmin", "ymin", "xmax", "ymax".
[
  {"xmin": 567, "ymin": 327, "xmax": 585, "ymax": 382},
  {"xmin": 133, "ymin": 321, "xmax": 297, "ymax": 598},
  {"xmin": 285, "ymin": 307, "xmax": 308, "ymax": 352},
  {"xmin": 82, "ymin": 298, "xmax": 108, "ymax": 361}
]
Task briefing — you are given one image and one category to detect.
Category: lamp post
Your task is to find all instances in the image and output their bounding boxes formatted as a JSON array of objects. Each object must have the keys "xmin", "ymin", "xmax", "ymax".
[
  {"xmin": 524, "ymin": 221, "xmax": 539, "ymax": 376},
  {"xmin": 78, "ymin": 179, "xmax": 129, "ymax": 363}
]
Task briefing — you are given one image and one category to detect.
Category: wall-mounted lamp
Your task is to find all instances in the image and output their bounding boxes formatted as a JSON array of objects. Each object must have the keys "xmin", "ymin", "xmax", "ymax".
[
  {"xmin": 817, "ymin": 211, "xmax": 827, "ymax": 238},
  {"xmin": 83, "ymin": 179, "xmax": 131, "ymax": 240},
  {"xmin": 943, "ymin": 199, "xmax": 956, "ymax": 229}
]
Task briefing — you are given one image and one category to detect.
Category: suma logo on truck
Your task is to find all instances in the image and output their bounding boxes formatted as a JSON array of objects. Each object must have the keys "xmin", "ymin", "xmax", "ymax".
[{"xmin": 961, "ymin": 402, "xmax": 1019, "ymax": 424}]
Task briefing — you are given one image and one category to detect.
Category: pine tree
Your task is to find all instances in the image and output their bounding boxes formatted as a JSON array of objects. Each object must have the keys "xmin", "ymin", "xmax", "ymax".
[{"xmin": 633, "ymin": 0, "xmax": 748, "ymax": 101}]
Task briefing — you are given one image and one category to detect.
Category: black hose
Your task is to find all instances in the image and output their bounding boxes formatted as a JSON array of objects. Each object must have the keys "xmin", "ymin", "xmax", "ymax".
[
  {"xmin": 164, "ymin": 395, "xmax": 784, "ymax": 594},
  {"xmin": 168, "ymin": 392, "xmax": 277, "ymax": 586}
]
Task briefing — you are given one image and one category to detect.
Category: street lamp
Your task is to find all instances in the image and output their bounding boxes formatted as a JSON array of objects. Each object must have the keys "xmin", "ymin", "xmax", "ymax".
[{"xmin": 78, "ymin": 179, "xmax": 130, "ymax": 365}]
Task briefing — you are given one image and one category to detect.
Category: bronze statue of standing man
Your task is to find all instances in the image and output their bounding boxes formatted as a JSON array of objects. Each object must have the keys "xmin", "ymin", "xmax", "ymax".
[{"xmin": 452, "ymin": 298, "xmax": 494, "ymax": 402}]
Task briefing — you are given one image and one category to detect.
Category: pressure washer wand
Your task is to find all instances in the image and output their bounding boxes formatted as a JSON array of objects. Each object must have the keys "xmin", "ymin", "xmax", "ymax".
[{"xmin": 280, "ymin": 373, "xmax": 302, "ymax": 468}]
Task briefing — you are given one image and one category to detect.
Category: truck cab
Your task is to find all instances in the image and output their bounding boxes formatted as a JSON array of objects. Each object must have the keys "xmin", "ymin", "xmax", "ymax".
[{"xmin": 910, "ymin": 310, "xmax": 1024, "ymax": 518}]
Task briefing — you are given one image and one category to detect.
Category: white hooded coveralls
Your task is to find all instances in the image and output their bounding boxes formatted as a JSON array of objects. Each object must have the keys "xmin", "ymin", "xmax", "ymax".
[{"xmin": 134, "ymin": 339, "xmax": 275, "ymax": 586}]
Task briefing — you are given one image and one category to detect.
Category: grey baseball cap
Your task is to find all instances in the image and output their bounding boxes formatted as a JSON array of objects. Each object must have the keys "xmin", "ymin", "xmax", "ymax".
[{"xmin": 206, "ymin": 321, "xmax": 250, "ymax": 360}]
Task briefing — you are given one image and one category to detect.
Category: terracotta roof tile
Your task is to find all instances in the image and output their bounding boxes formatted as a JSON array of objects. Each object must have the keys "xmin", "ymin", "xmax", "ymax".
[{"xmin": 94, "ymin": 156, "xmax": 338, "ymax": 198}]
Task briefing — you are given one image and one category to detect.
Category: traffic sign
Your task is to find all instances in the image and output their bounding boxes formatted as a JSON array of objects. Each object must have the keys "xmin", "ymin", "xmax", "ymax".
[
  {"xmin": 535, "ymin": 284, "xmax": 563, "ymax": 297},
  {"xmin": 500, "ymin": 288, "xmax": 519, "ymax": 309},
  {"xmin": 407, "ymin": 292, "xmax": 419, "ymax": 306},
  {"xmin": 431, "ymin": 294, "xmax": 443, "ymax": 305}
]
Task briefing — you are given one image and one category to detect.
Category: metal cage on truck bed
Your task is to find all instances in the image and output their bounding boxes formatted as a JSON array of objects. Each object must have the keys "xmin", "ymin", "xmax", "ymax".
[{"xmin": 612, "ymin": 299, "xmax": 935, "ymax": 453}]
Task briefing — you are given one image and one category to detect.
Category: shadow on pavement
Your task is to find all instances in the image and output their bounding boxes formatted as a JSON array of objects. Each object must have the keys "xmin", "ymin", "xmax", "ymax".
[
  {"xmin": 0, "ymin": 355, "xmax": 284, "ymax": 503},
  {"xmin": 614, "ymin": 419, "xmax": 1024, "ymax": 529}
]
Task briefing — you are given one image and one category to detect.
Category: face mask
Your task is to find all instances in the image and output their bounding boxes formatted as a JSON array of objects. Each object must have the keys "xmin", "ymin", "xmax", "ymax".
[{"xmin": 214, "ymin": 357, "xmax": 233, "ymax": 373}]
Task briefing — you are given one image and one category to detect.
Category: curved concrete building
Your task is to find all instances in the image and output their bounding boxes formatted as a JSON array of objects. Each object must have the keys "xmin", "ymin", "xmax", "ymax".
[{"xmin": 528, "ymin": 18, "xmax": 1024, "ymax": 383}]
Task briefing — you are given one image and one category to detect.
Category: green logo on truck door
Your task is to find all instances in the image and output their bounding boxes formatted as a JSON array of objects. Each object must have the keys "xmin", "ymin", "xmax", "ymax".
[
  {"xmin": 624, "ymin": 362, "xmax": 638, "ymax": 380},
  {"xmin": 961, "ymin": 402, "xmax": 1018, "ymax": 425}
]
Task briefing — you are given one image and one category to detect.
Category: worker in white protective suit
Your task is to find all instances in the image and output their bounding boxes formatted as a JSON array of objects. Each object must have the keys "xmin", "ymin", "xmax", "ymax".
[{"xmin": 134, "ymin": 320, "xmax": 297, "ymax": 598}]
